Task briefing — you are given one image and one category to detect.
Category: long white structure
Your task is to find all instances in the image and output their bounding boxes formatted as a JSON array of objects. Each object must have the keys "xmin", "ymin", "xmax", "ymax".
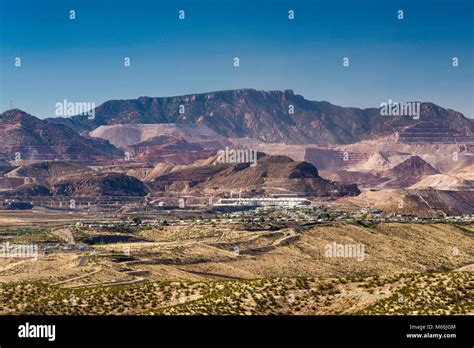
[{"xmin": 215, "ymin": 197, "xmax": 310, "ymax": 208}]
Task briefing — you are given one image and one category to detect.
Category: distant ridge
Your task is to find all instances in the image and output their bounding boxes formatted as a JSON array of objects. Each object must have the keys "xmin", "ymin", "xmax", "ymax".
[{"xmin": 46, "ymin": 89, "xmax": 474, "ymax": 145}]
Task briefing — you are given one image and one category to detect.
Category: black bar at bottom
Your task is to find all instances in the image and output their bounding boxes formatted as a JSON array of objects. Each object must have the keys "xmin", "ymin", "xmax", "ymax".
[{"xmin": 0, "ymin": 315, "xmax": 472, "ymax": 347}]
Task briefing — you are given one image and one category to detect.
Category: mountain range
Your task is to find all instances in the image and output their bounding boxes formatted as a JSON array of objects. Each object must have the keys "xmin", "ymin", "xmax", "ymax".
[
  {"xmin": 1, "ymin": 88, "xmax": 470, "ymax": 165},
  {"xmin": 1, "ymin": 89, "xmax": 473, "ymax": 213},
  {"xmin": 47, "ymin": 89, "xmax": 474, "ymax": 144}
]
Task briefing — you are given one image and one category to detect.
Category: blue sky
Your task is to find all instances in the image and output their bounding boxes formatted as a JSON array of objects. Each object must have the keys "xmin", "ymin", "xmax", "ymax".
[{"xmin": 1, "ymin": 0, "xmax": 473, "ymax": 118}]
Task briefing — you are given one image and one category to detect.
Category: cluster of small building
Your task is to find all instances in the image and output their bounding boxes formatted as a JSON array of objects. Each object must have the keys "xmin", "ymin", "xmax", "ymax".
[{"xmin": 73, "ymin": 196, "xmax": 474, "ymax": 228}]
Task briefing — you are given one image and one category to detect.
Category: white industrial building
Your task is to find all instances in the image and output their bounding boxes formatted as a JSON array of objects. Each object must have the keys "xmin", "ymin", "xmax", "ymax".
[{"xmin": 214, "ymin": 197, "xmax": 311, "ymax": 208}]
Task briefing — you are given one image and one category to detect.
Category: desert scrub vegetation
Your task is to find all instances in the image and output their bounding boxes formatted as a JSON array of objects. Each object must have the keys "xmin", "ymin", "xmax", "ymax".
[
  {"xmin": 0, "ymin": 280, "xmax": 203, "ymax": 315},
  {"xmin": 0, "ymin": 272, "xmax": 471, "ymax": 315},
  {"xmin": 357, "ymin": 272, "xmax": 474, "ymax": 315},
  {"xmin": 0, "ymin": 277, "xmax": 324, "ymax": 315},
  {"xmin": 150, "ymin": 277, "xmax": 344, "ymax": 315},
  {"xmin": 6, "ymin": 228, "xmax": 63, "ymax": 244}
]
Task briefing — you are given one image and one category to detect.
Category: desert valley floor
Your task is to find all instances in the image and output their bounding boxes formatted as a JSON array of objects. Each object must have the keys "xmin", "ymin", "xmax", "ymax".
[{"xmin": 0, "ymin": 210, "xmax": 472, "ymax": 315}]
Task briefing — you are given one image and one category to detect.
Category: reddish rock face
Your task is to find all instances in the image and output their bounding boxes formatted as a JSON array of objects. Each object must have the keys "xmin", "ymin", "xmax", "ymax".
[
  {"xmin": 126, "ymin": 135, "xmax": 218, "ymax": 165},
  {"xmin": 0, "ymin": 109, "xmax": 122, "ymax": 163},
  {"xmin": 380, "ymin": 156, "xmax": 441, "ymax": 189},
  {"xmin": 50, "ymin": 173, "xmax": 148, "ymax": 197},
  {"xmin": 389, "ymin": 156, "xmax": 439, "ymax": 177}
]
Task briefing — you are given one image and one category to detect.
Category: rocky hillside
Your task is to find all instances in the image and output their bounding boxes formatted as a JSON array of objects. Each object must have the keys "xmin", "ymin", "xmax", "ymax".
[
  {"xmin": 381, "ymin": 156, "xmax": 440, "ymax": 188},
  {"xmin": 0, "ymin": 109, "xmax": 122, "ymax": 162},
  {"xmin": 387, "ymin": 156, "xmax": 439, "ymax": 178},
  {"xmin": 340, "ymin": 188, "xmax": 474, "ymax": 217},
  {"xmin": 151, "ymin": 154, "xmax": 360, "ymax": 197},
  {"xmin": 397, "ymin": 121, "xmax": 474, "ymax": 144},
  {"xmin": 409, "ymin": 174, "xmax": 474, "ymax": 191},
  {"xmin": 50, "ymin": 89, "xmax": 474, "ymax": 144},
  {"xmin": 89, "ymin": 123, "xmax": 230, "ymax": 149},
  {"xmin": 126, "ymin": 135, "xmax": 217, "ymax": 164},
  {"xmin": 0, "ymin": 160, "xmax": 13, "ymax": 175},
  {"xmin": 5, "ymin": 161, "xmax": 93, "ymax": 179},
  {"xmin": 50, "ymin": 173, "xmax": 148, "ymax": 197}
]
